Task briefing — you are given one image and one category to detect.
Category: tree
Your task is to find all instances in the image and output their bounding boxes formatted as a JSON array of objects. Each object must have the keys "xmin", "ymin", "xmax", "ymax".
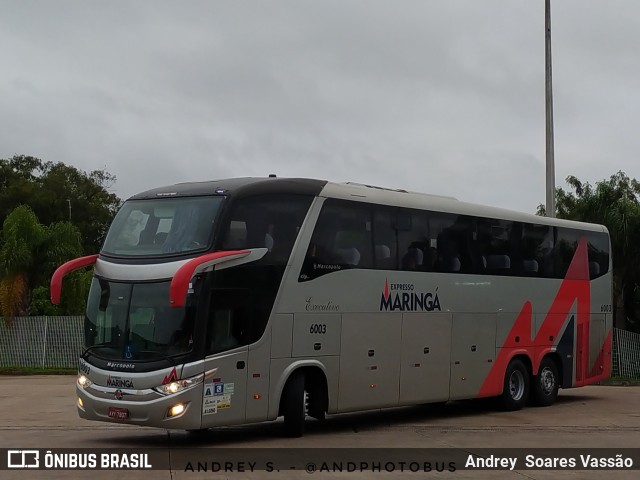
[
  {"xmin": 538, "ymin": 172, "xmax": 640, "ymax": 331},
  {"xmin": 0, "ymin": 155, "xmax": 121, "ymax": 253},
  {"xmin": 0, "ymin": 205, "xmax": 85, "ymax": 322}
]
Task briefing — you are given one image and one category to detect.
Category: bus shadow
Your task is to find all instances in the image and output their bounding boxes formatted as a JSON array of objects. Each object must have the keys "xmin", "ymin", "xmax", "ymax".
[{"xmin": 98, "ymin": 392, "xmax": 594, "ymax": 447}]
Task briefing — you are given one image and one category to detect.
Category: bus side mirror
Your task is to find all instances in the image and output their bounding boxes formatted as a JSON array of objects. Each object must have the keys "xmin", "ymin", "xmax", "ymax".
[{"xmin": 50, "ymin": 254, "xmax": 99, "ymax": 304}]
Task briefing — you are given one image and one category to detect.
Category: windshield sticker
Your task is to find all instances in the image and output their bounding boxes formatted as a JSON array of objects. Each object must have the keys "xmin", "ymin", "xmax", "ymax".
[
  {"xmin": 380, "ymin": 278, "xmax": 441, "ymax": 312},
  {"xmin": 203, "ymin": 380, "xmax": 235, "ymax": 412},
  {"xmin": 203, "ymin": 398, "xmax": 218, "ymax": 415},
  {"xmin": 202, "ymin": 394, "xmax": 232, "ymax": 414}
]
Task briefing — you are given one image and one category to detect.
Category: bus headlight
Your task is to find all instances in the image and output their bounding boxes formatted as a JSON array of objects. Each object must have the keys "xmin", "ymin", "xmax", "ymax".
[
  {"xmin": 168, "ymin": 403, "xmax": 186, "ymax": 418},
  {"xmin": 78, "ymin": 374, "xmax": 92, "ymax": 388},
  {"xmin": 154, "ymin": 373, "xmax": 204, "ymax": 396}
]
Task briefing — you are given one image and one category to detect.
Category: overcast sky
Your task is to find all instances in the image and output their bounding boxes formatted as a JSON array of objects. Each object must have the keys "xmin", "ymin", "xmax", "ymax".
[{"xmin": 1, "ymin": 0, "xmax": 637, "ymax": 213}]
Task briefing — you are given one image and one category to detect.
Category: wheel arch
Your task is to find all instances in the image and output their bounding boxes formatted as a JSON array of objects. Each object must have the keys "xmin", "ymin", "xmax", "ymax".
[
  {"xmin": 540, "ymin": 352, "xmax": 564, "ymax": 386},
  {"xmin": 506, "ymin": 353, "xmax": 533, "ymax": 389},
  {"xmin": 269, "ymin": 360, "xmax": 329, "ymax": 419}
]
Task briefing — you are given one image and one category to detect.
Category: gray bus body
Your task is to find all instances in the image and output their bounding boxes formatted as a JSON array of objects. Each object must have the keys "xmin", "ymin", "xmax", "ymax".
[{"xmin": 55, "ymin": 178, "xmax": 611, "ymax": 435}]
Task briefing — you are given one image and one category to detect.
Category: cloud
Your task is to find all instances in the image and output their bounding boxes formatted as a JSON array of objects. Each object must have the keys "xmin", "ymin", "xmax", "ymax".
[{"xmin": 1, "ymin": 0, "xmax": 638, "ymax": 214}]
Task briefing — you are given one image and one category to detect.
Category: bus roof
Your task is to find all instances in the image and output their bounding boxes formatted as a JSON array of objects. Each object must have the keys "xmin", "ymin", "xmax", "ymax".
[
  {"xmin": 321, "ymin": 181, "xmax": 606, "ymax": 233},
  {"xmin": 128, "ymin": 176, "xmax": 606, "ymax": 233},
  {"xmin": 129, "ymin": 177, "xmax": 327, "ymax": 200}
]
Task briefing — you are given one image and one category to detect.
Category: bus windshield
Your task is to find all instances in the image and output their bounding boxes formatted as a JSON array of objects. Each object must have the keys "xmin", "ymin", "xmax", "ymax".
[
  {"xmin": 84, "ymin": 278, "xmax": 194, "ymax": 361},
  {"xmin": 102, "ymin": 196, "xmax": 224, "ymax": 257}
]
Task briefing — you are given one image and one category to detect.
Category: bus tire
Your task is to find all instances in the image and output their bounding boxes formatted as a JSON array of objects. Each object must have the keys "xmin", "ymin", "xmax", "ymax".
[
  {"xmin": 282, "ymin": 373, "xmax": 306, "ymax": 437},
  {"xmin": 531, "ymin": 357, "xmax": 559, "ymax": 407},
  {"xmin": 500, "ymin": 359, "xmax": 529, "ymax": 411}
]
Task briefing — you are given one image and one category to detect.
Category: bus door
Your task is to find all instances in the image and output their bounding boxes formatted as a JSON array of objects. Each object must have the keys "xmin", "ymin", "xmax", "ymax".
[{"xmin": 201, "ymin": 288, "xmax": 249, "ymax": 427}]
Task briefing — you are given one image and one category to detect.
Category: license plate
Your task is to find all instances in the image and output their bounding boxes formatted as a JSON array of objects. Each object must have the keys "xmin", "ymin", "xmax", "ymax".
[{"xmin": 108, "ymin": 407, "xmax": 130, "ymax": 419}]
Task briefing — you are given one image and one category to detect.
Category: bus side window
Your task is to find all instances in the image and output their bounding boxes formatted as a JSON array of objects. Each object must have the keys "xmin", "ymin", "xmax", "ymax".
[
  {"xmin": 587, "ymin": 231, "xmax": 609, "ymax": 279},
  {"xmin": 432, "ymin": 214, "xmax": 469, "ymax": 273},
  {"xmin": 220, "ymin": 195, "xmax": 313, "ymax": 265},
  {"xmin": 208, "ymin": 309, "xmax": 240, "ymax": 354},
  {"xmin": 206, "ymin": 289, "xmax": 248, "ymax": 355},
  {"xmin": 223, "ymin": 221, "xmax": 247, "ymax": 249},
  {"xmin": 373, "ymin": 208, "xmax": 397, "ymax": 270},
  {"xmin": 551, "ymin": 227, "xmax": 580, "ymax": 278},
  {"xmin": 300, "ymin": 199, "xmax": 373, "ymax": 280},
  {"xmin": 483, "ymin": 219, "xmax": 514, "ymax": 276},
  {"xmin": 520, "ymin": 224, "xmax": 551, "ymax": 277}
]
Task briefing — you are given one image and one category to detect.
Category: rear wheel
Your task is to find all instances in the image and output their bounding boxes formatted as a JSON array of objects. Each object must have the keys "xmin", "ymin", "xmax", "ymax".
[
  {"xmin": 531, "ymin": 357, "xmax": 559, "ymax": 407},
  {"xmin": 282, "ymin": 373, "xmax": 307, "ymax": 437},
  {"xmin": 500, "ymin": 359, "xmax": 529, "ymax": 411}
]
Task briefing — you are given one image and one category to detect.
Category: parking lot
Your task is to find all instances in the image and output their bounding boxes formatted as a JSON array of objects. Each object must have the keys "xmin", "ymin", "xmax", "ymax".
[{"xmin": 0, "ymin": 375, "xmax": 638, "ymax": 479}]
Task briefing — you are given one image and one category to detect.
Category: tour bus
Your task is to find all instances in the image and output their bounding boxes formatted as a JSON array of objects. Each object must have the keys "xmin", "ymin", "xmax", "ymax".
[{"xmin": 51, "ymin": 177, "xmax": 612, "ymax": 437}]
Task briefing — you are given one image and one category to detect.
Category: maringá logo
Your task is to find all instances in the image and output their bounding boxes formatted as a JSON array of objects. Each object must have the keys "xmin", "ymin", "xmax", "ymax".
[{"xmin": 380, "ymin": 278, "xmax": 441, "ymax": 312}]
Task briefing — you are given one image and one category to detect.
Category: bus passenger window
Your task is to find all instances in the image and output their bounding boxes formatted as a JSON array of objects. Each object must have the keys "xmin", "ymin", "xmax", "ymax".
[
  {"xmin": 208, "ymin": 309, "xmax": 240, "ymax": 354},
  {"xmin": 373, "ymin": 209, "xmax": 397, "ymax": 270},
  {"xmin": 401, "ymin": 246, "xmax": 423, "ymax": 271},
  {"xmin": 300, "ymin": 199, "xmax": 373, "ymax": 281},
  {"xmin": 219, "ymin": 194, "xmax": 313, "ymax": 265},
  {"xmin": 587, "ymin": 231, "xmax": 609, "ymax": 279}
]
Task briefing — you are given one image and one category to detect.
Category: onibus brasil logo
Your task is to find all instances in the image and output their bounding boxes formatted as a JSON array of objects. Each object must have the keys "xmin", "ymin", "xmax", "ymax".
[{"xmin": 379, "ymin": 278, "xmax": 441, "ymax": 312}]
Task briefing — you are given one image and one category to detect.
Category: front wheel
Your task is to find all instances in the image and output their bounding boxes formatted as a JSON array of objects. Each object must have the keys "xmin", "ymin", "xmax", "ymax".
[
  {"xmin": 281, "ymin": 373, "xmax": 307, "ymax": 437},
  {"xmin": 500, "ymin": 359, "xmax": 529, "ymax": 411},
  {"xmin": 531, "ymin": 357, "xmax": 559, "ymax": 407}
]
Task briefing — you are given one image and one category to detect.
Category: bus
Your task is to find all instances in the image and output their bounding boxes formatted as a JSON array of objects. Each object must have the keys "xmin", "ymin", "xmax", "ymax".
[{"xmin": 51, "ymin": 177, "xmax": 612, "ymax": 437}]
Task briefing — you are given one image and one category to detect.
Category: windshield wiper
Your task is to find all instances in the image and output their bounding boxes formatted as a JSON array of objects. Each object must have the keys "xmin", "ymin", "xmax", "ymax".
[
  {"xmin": 81, "ymin": 343, "xmax": 117, "ymax": 358},
  {"xmin": 82, "ymin": 345, "xmax": 180, "ymax": 365},
  {"xmin": 137, "ymin": 350, "xmax": 177, "ymax": 365}
]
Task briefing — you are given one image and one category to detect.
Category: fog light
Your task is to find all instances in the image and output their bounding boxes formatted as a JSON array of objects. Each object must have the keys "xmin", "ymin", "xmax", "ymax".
[
  {"xmin": 168, "ymin": 403, "xmax": 185, "ymax": 417},
  {"xmin": 78, "ymin": 397, "xmax": 84, "ymax": 408}
]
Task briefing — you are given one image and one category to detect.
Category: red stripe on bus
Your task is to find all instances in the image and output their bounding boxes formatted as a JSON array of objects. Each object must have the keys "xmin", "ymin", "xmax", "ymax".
[
  {"xmin": 169, "ymin": 250, "xmax": 250, "ymax": 307},
  {"xmin": 50, "ymin": 254, "xmax": 99, "ymax": 305},
  {"xmin": 575, "ymin": 324, "xmax": 585, "ymax": 383},
  {"xmin": 588, "ymin": 330, "xmax": 612, "ymax": 381},
  {"xmin": 478, "ymin": 238, "xmax": 593, "ymax": 396}
]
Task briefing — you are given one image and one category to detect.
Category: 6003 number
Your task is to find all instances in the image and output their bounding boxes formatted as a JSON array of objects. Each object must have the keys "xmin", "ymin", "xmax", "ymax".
[{"xmin": 309, "ymin": 324, "xmax": 327, "ymax": 334}]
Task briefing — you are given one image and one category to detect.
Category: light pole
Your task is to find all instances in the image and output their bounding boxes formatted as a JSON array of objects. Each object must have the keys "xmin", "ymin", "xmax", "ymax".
[
  {"xmin": 545, "ymin": 0, "xmax": 556, "ymax": 217},
  {"xmin": 67, "ymin": 199, "xmax": 71, "ymax": 221}
]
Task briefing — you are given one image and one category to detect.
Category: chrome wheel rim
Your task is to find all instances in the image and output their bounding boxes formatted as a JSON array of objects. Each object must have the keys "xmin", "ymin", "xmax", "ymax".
[
  {"xmin": 539, "ymin": 366, "xmax": 556, "ymax": 395},
  {"xmin": 509, "ymin": 370, "xmax": 525, "ymax": 401}
]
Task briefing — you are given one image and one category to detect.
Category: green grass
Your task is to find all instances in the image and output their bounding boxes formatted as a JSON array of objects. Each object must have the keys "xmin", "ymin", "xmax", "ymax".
[{"xmin": 0, "ymin": 367, "xmax": 76, "ymax": 375}]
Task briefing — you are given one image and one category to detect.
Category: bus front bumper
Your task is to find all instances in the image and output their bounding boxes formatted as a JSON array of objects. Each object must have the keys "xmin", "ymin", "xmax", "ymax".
[{"xmin": 76, "ymin": 383, "xmax": 204, "ymax": 430}]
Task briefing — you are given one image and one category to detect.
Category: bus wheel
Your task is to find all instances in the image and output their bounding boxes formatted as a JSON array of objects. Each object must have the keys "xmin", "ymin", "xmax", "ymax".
[
  {"xmin": 282, "ymin": 373, "xmax": 306, "ymax": 437},
  {"xmin": 500, "ymin": 359, "xmax": 529, "ymax": 411},
  {"xmin": 531, "ymin": 358, "xmax": 559, "ymax": 407}
]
